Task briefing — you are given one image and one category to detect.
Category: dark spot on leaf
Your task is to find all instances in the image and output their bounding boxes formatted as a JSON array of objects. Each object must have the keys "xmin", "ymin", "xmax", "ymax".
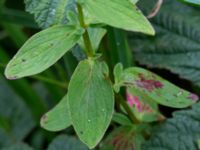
[
  {"xmin": 187, "ymin": 93, "xmax": 199, "ymax": 101},
  {"xmin": 21, "ymin": 59, "xmax": 26, "ymax": 62},
  {"xmin": 41, "ymin": 114, "xmax": 48, "ymax": 124},
  {"xmin": 178, "ymin": 101, "xmax": 184, "ymax": 104},
  {"xmin": 80, "ymin": 131, "xmax": 84, "ymax": 135},
  {"xmin": 136, "ymin": 73, "xmax": 163, "ymax": 92}
]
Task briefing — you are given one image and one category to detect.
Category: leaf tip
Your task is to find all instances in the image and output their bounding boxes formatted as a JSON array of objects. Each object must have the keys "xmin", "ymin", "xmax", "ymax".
[
  {"xmin": 147, "ymin": 26, "xmax": 156, "ymax": 36},
  {"xmin": 187, "ymin": 93, "xmax": 199, "ymax": 102},
  {"xmin": 40, "ymin": 114, "xmax": 48, "ymax": 128},
  {"xmin": 4, "ymin": 67, "xmax": 18, "ymax": 80}
]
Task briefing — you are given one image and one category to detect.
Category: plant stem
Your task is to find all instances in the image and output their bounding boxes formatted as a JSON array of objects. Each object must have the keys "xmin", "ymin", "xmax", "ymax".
[
  {"xmin": 76, "ymin": 3, "xmax": 94, "ymax": 57},
  {"xmin": 116, "ymin": 94, "xmax": 139, "ymax": 124},
  {"xmin": 32, "ymin": 75, "xmax": 68, "ymax": 89}
]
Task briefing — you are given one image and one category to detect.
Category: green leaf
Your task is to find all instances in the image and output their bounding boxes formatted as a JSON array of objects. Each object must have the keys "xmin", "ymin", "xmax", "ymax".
[
  {"xmin": 0, "ymin": 75, "xmax": 35, "ymax": 148},
  {"xmin": 114, "ymin": 64, "xmax": 198, "ymax": 108},
  {"xmin": 129, "ymin": 0, "xmax": 200, "ymax": 87},
  {"xmin": 181, "ymin": 0, "xmax": 200, "ymax": 5},
  {"xmin": 101, "ymin": 126, "xmax": 145, "ymax": 150},
  {"xmin": 72, "ymin": 27, "xmax": 106, "ymax": 61},
  {"xmin": 2, "ymin": 143, "xmax": 33, "ymax": 150},
  {"xmin": 142, "ymin": 102, "xmax": 200, "ymax": 150},
  {"xmin": 48, "ymin": 135, "xmax": 88, "ymax": 150},
  {"xmin": 80, "ymin": 0, "xmax": 155, "ymax": 35},
  {"xmin": 79, "ymin": 27, "xmax": 107, "ymax": 52},
  {"xmin": 68, "ymin": 59, "xmax": 114, "ymax": 148},
  {"xmin": 5, "ymin": 25, "xmax": 83, "ymax": 79},
  {"xmin": 113, "ymin": 63, "xmax": 124, "ymax": 93},
  {"xmin": 24, "ymin": 0, "xmax": 75, "ymax": 28},
  {"xmin": 40, "ymin": 95, "xmax": 71, "ymax": 131},
  {"xmin": 112, "ymin": 113, "xmax": 132, "ymax": 126}
]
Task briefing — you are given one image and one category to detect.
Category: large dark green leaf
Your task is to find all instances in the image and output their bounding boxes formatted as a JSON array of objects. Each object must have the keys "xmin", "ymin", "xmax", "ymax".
[
  {"xmin": 2, "ymin": 143, "xmax": 33, "ymax": 150},
  {"xmin": 0, "ymin": 76, "xmax": 35, "ymax": 148},
  {"xmin": 5, "ymin": 25, "xmax": 83, "ymax": 79},
  {"xmin": 129, "ymin": 0, "xmax": 200, "ymax": 87},
  {"xmin": 114, "ymin": 64, "xmax": 198, "ymax": 108},
  {"xmin": 142, "ymin": 102, "xmax": 200, "ymax": 150},
  {"xmin": 48, "ymin": 135, "xmax": 88, "ymax": 150},
  {"xmin": 80, "ymin": 0, "xmax": 155, "ymax": 35},
  {"xmin": 24, "ymin": 0, "xmax": 75, "ymax": 28},
  {"xmin": 68, "ymin": 59, "xmax": 114, "ymax": 148}
]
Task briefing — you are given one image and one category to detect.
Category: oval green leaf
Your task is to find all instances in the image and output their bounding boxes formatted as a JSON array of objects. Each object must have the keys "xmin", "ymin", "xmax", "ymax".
[
  {"xmin": 5, "ymin": 25, "xmax": 83, "ymax": 79},
  {"xmin": 40, "ymin": 95, "xmax": 71, "ymax": 132},
  {"xmin": 68, "ymin": 59, "xmax": 114, "ymax": 148},
  {"xmin": 80, "ymin": 0, "xmax": 155, "ymax": 35}
]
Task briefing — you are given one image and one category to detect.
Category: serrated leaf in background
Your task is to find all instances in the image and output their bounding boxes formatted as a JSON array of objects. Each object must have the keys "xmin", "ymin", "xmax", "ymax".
[
  {"xmin": 129, "ymin": 0, "xmax": 200, "ymax": 87},
  {"xmin": 48, "ymin": 135, "xmax": 88, "ymax": 150},
  {"xmin": 24, "ymin": 0, "xmax": 76, "ymax": 28},
  {"xmin": 0, "ymin": 76, "xmax": 35, "ymax": 148},
  {"xmin": 2, "ymin": 143, "xmax": 33, "ymax": 150},
  {"xmin": 142, "ymin": 102, "xmax": 200, "ymax": 150}
]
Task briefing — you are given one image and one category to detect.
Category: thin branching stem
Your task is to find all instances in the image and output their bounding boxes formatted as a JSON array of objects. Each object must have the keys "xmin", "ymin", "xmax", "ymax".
[{"xmin": 147, "ymin": 0, "xmax": 163, "ymax": 18}]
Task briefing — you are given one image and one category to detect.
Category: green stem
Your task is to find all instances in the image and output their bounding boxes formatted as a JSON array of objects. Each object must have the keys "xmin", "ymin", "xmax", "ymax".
[
  {"xmin": 76, "ymin": 3, "xmax": 94, "ymax": 57},
  {"xmin": 32, "ymin": 75, "xmax": 67, "ymax": 89},
  {"xmin": 116, "ymin": 94, "xmax": 139, "ymax": 124}
]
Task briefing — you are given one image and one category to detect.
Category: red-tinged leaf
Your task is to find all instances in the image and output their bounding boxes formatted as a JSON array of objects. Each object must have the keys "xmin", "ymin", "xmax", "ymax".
[
  {"xmin": 101, "ymin": 126, "xmax": 145, "ymax": 150},
  {"xmin": 114, "ymin": 63, "xmax": 199, "ymax": 108},
  {"xmin": 126, "ymin": 88, "xmax": 165, "ymax": 122}
]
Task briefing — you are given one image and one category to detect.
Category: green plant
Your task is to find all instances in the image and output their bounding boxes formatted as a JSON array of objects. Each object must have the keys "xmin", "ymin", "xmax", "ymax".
[{"xmin": 1, "ymin": 0, "xmax": 200, "ymax": 149}]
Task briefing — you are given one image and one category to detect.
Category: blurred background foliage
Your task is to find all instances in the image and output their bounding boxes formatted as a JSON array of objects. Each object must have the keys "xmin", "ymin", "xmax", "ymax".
[{"xmin": 0, "ymin": 0, "xmax": 200, "ymax": 149}]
